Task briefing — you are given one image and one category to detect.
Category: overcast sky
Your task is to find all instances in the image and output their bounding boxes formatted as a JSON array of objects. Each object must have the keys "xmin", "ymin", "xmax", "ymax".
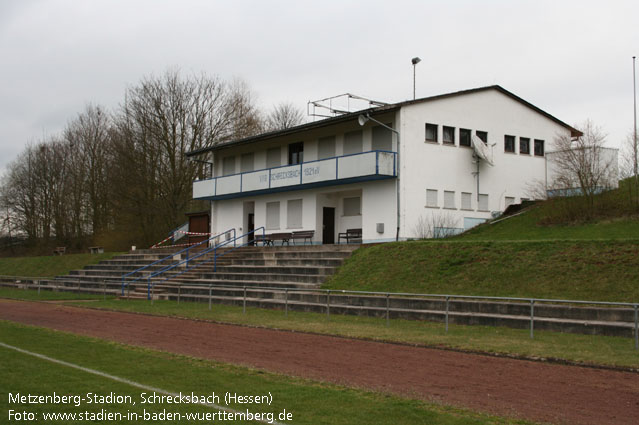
[{"xmin": 1, "ymin": 0, "xmax": 637, "ymax": 174}]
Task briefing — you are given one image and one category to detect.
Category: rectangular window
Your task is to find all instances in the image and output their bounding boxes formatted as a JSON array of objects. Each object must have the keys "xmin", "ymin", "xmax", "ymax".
[
  {"xmin": 519, "ymin": 137, "xmax": 530, "ymax": 154},
  {"xmin": 425, "ymin": 123, "xmax": 438, "ymax": 142},
  {"xmin": 476, "ymin": 131, "xmax": 488, "ymax": 144},
  {"xmin": 504, "ymin": 135, "xmax": 515, "ymax": 153},
  {"xmin": 460, "ymin": 128, "xmax": 471, "ymax": 147},
  {"xmin": 426, "ymin": 189, "xmax": 438, "ymax": 208},
  {"xmin": 461, "ymin": 192, "xmax": 472, "ymax": 210},
  {"xmin": 240, "ymin": 153, "xmax": 254, "ymax": 173},
  {"xmin": 443, "ymin": 126, "xmax": 455, "ymax": 145},
  {"xmin": 343, "ymin": 130, "xmax": 363, "ymax": 155},
  {"xmin": 444, "ymin": 190, "xmax": 456, "ymax": 209},
  {"xmin": 534, "ymin": 139, "xmax": 545, "ymax": 156},
  {"xmin": 372, "ymin": 124, "xmax": 393, "ymax": 151},
  {"xmin": 266, "ymin": 201, "xmax": 280, "ymax": 230},
  {"xmin": 266, "ymin": 147, "xmax": 281, "ymax": 168},
  {"xmin": 343, "ymin": 197, "xmax": 361, "ymax": 216},
  {"xmin": 287, "ymin": 199, "xmax": 303, "ymax": 229},
  {"xmin": 288, "ymin": 142, "xmax": 304, "ymax": 165},
  {"xmin": 318, "ymin": 136, "xmax": 336, "ymax": 159},
  {"xmin": 222, "ymin": 156, "xmax": 235, "ymax": 176},
  {"xmin": 478, "ymin": 194, "xmax": 489, "ymax": 211},
  {"xmin": 505, "ymin": 196, "xmax": 515, "ymax": 208}
]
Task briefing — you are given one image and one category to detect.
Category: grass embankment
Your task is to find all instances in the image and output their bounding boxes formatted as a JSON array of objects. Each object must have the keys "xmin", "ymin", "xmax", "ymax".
[
  {"xmin": 0, "ymin": 287, "xmax": 108, "ymax": 301},
  {"xmin": 2, "ymin": 291, "xmax": 636, "ymax": 369},
  {"xmin": 0, "ymin": 252, "xmax": 120, "ymax": 278},
  {"xmin": 323, "ymin": 240, "xmax": 639, "ymax": 302},
  {"xmin": 0, "ymin": 321, "xmax": 527, "ymax": 425}
]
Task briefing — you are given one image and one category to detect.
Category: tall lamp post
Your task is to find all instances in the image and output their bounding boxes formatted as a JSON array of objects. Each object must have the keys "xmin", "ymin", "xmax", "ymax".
[
  {"xmin": 633, "ymin": 56, "xmax": 637, "ymax": 192},
  {"xmin": 411, "ymin": 57, "xmax": 421, "ymax": 100},
  {"xmin": 358, "ymin": 113, "xmax": 401, "ymax": 241}
]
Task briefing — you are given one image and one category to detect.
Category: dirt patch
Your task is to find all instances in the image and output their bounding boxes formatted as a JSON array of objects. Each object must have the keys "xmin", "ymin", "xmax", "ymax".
[{"xmin": 2, "ymin": 299, "xmax": 638, "ymax": 425}]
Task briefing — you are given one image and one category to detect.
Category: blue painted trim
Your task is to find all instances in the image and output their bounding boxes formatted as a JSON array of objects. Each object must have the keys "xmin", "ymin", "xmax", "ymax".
[
  {"xmin": 197, "ymin": 174, "xmax": 396, "ymax": 201},
  {"xmin": 375, "ymin": 151, "xmax": 379, "ymax": 175}
]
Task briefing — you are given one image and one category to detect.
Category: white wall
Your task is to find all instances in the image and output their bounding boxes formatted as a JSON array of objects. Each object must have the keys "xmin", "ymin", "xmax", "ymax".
[{"xmin": 397, "ymin": 89, "xmax": 573, "ymax": 238}]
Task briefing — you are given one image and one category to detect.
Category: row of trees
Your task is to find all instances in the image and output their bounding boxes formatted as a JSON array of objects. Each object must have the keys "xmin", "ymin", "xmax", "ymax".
[{"xmin": 0, "ymin": 70, "xmax": 304, "ymax": 252}]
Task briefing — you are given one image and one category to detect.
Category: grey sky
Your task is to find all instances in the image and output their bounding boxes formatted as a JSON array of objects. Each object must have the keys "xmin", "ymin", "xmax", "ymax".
[{"xmin": 1, "ymin": 0, "xmax": 637, "ymax": 174}]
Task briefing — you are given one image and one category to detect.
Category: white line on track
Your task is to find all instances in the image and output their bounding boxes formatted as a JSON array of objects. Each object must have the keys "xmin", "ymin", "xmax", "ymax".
[{"xmin": 0, "ymin": 341, "xmax": 286, "ymax": 425}]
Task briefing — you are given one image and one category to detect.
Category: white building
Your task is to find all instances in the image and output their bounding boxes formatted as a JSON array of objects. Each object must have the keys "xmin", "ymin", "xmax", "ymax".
[{"xmin": 187, "ymin": 85, "xmax": 582, "ymax": 244}]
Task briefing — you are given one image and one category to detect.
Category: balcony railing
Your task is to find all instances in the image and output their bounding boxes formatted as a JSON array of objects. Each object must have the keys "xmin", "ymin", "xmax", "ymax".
[{"xmin": 193, "ymin": 150, "xmax": 397, "ymax": 200}]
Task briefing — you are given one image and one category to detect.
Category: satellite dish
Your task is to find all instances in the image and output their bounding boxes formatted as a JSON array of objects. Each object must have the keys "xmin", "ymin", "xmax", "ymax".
[{"xmin": 471, "ymin": 135, "xmax": 494, "ymax": 166}]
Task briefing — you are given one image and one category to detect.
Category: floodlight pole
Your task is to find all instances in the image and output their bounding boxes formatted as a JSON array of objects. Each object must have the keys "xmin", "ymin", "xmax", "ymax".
[
  {"xmin": 359, "ymin": 113, "xmax": 401, "ymax": 241},
  {"xmin": 633, "ymin": 56, "xmax": 637, "ymax": 198},
  {"xmin": 411, "ymin": 57, "xmax": 421, "ymax": 100}
]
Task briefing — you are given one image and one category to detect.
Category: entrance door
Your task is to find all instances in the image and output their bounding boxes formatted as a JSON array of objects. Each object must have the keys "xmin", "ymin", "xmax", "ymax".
[
  {"xmin": 322, "ymin": 207, "xmax": 335, "ymax": 244},
  {"xmin": 248, "ymin": 213, "xmax": 255, "ymax": 245}
]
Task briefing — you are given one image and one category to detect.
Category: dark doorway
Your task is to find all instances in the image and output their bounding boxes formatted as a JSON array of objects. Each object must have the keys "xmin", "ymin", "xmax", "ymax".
[
  {"xmin": 247, "ymin": 213, "xmax": 255, "ymax": 245},
  {"xmin": 186, "ymin": 211, "xmax": 210, "ymax": 246},
  {"xmin": 322, "ymin": 207, "xmax": 335, "ymax": 244}
]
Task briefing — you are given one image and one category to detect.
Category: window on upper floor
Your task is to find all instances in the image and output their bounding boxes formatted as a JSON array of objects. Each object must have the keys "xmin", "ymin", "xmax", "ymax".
[
  {"xmin": 520, "ymin": 137, "xmax": 530, "ymax": 155},
  {"xmin": 504, "ymin": 135, "xmax": 516, "ymax": 153},
  {"xmin": 443, "ymin": 126, "xmax": 455, "ymax": 145},
  {"xmin": 426, "ymin": 189, "xmax": 438, "ymax": 208},
  {"xmin": 425, "ymin": 123, "xmax": 438, "ymax": 142},
  {"xmin": 266, "ymin": 147, "xmax": 281, "ymax": 168},
  {"xmin": 222, "ymin": 156, "xmax": 235, "ymax": 176},
  {"xmin": 240, "ymin": 152, "xmax": 254, "ymax": 173},
  {"xmin": 476, "ymin": 131, "xmax": 488, "ymax": 144},
  {"xmin": 459, "ymin": 128, "xmax": 472, "ymax": 147},
  {"xmin": 372, "ymin": 124, "xmax": 393, "ymax": 151},
  {"xmin": 318, "ymin": 135, "xmax": 336, "ymax": 159},
  {"xmin": 343, "ymin": 130, "xmax": 363, "ymax": 155},
  {"xmin": 534, "ymin": 139, "xmax": 545, "ymax": 156},
  {"xmin": 288, "ymin": 142, "xmax": 304, "ymax": 165}
]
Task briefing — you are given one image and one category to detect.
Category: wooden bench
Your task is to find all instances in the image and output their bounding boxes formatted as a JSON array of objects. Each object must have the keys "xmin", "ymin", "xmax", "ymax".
[
  {"xmin": 88, "ymin": 246, "xmax": 104, "ymax": 254},
  {"xmin": 256, "ymin": 232, "xmax": 292, "ymax": 246},
  {"xmin": 338, "ymin": 228, "xmax": 362, "ymax": 244},
  {"xmin": 53, "ymin": 247, "xmax": 66, "ymax": 256},
  {"xmin": 291, "ymin": 230, "xmax": 315, "ymax": 245}
]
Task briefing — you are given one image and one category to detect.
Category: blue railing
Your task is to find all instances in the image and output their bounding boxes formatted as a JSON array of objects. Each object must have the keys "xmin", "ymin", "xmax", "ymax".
[
  {"xmin": 145, "ymin": 227, "xmax": 266, "ymax": 300},
  {"xmin": 120, "ymin": 228, "xmax": 236, "ymax": 296},
  {"xmin": 194, "ymin": 149, "xmax": 397, "ymax": 200}
]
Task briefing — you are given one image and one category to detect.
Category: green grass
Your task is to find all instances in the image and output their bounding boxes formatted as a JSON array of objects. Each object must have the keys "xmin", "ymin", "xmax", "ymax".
[
  {"xmin": 0, "ymin": 252, "xmax": 121, "ymax": 278},
  {"xmin": 0, "ymin": 287, "xmax": 110, "ymax": 301},
  {"xmin": 0, "ymin": 321, "xmax": 529, "ymax": 424},
  {"xmin": 323, "ymin": 240, "xmax": 639, "ymax": 302},
  {"xmin": 458, "ymin": 207, "xmax": 639, "ymax": 241},
  {"xmin": 28, "ymin": 297, "xmax": 637, "ymax": 370}
]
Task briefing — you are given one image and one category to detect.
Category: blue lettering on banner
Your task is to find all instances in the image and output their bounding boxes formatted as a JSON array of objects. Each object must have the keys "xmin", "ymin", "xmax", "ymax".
[
  {"xmin": 270, "ymin": 170, "xmax": 300, "ymax": 181},
  {"xmin": 303, "ymin": 166, "xmax": 320, "ymax": 176}
]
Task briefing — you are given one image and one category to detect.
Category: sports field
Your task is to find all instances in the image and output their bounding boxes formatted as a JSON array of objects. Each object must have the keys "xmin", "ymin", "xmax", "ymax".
[{"xmin": 1, "ymin": 319, "xmax": 525, "ymax": 425}]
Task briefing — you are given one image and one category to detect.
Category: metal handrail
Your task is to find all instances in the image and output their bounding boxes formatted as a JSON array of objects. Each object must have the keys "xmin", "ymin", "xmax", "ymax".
[
  {"xmin": 145, "ymin": 227, "xmax": 266, "ymax": 300},
  {"xmin": 121, "ymin": 228, "xmax": 236, "ymax": 295}
]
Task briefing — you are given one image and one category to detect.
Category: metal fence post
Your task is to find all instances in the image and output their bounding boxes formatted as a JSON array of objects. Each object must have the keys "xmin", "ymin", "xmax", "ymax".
[
  {"xmin": 285, "ymin": 288, "xmax": 288, "ymax": 317},
  {"xmin": 37, "ymin": 280, "xmax": 40, "ymax": 296},
  {"xmin": 635, "ymin": 304, "xmax": 638, "ymax": 351},
  {"xmin": 243, "ymin": 286, "xmax": 246, "ymax": 314},
  {"xmin": 326, "ymin": 290, "xmax": 330, "ymax": 319},
  {"xmin": 445, "ymin": 296, "xmax": 450, "ymax": 333},
  {"xmin": 178, "ymin": 284, "xmax": 181, "ymax": 305},
  {"xmin": 386, "ymin": 293, "xmax": 390, "ymax": 326},
  {"xmin": 151, "ymin": 285, "xmax": 155, "ymax": 305},
  {"xmin": 209, "ymin": 285, "xmax": 212, "ymax": 311},
  {"xmin": 103, "ymin": 280, "xmax": 106, "ymax": 300},
  {"xmin": 530, "ymin": 299, "xmax": 535, "ymax": 339}
]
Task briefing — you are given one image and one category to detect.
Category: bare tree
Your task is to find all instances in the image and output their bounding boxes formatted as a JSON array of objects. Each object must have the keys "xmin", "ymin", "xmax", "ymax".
[
  {"xmin": 265, "ymin": 102, "xmax": 305, "ymax": 131},
  {"xmin": 412, "ymin": 211, "xmax": 460, "ymax": 239},
  {"xmin": 547, "ymin": 120, "xmax": 618, "ymax": 210}
]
